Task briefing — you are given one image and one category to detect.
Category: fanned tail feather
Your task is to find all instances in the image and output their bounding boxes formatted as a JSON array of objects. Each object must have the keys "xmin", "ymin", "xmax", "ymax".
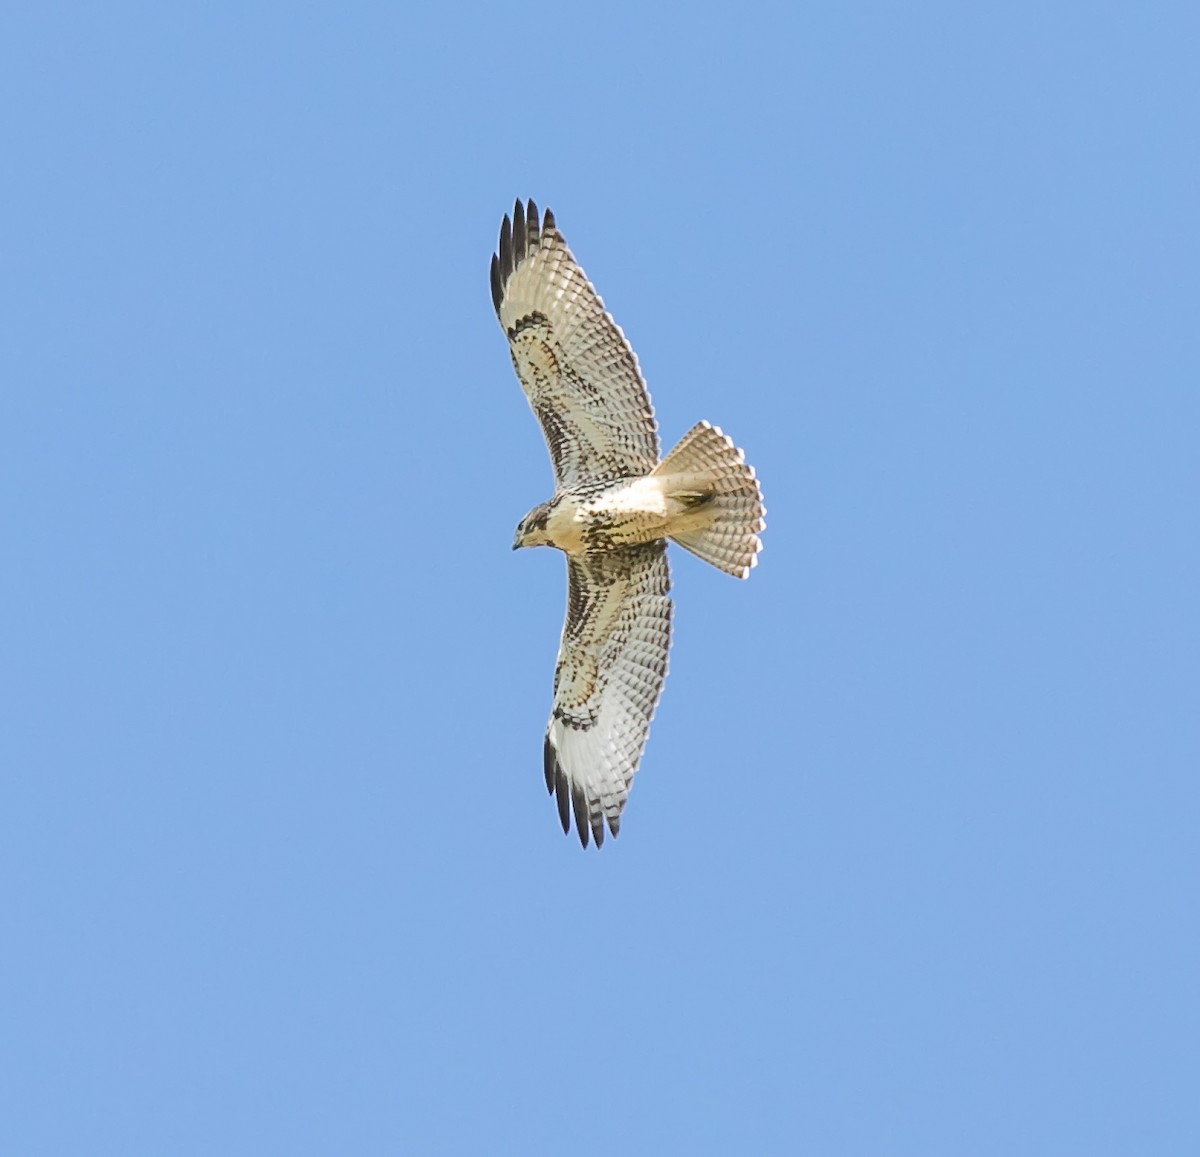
[{"xmin": 653, "ymin": 421, "xmax": 765, "ymax": 578}]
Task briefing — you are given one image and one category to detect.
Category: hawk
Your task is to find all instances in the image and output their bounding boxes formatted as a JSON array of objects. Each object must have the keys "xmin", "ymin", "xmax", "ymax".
[{"xmin": 491, "ymin": 200, "xmax": 765, "ymax": 848}]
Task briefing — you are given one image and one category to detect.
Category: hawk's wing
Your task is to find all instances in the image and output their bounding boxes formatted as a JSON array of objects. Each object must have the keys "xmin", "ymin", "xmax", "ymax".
[
  {"xmin": 491, "ymin": 199, "xmax": 660, "ymax": 488},
  {"xmin": 544, "ymin": 542, "xmax": 672, "ymax": 847}
]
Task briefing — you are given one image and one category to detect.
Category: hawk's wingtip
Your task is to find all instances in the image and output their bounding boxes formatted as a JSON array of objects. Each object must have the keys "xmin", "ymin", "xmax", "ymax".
[
  {"xmin": 571, "ymin": 783, "xmax": 590, "ymax": 849},
  {"xmin": 554, "ymin": 766, "xmax": 571, "ymax": 835},
  {"xmin": 489, "ymin": 253, "xmax": 503, "ymax": 316},
  {"xmin": 512, "ymin": 199, "xmax": 526, "ymax": 261}
]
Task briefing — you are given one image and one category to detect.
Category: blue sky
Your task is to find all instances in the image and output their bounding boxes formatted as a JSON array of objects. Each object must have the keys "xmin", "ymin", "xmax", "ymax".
[{"xmin": 2, "ymin": 3, "xmax": 1197, "ymax": 1153}]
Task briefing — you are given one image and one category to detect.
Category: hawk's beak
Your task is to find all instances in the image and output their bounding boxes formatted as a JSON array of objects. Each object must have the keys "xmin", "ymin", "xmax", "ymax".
[{"xmin": 511, "ymin": 532, "xmax": 522, "ymax": 551}]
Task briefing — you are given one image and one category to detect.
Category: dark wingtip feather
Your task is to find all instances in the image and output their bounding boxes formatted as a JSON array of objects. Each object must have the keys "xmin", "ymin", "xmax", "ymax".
[
  {"xmin": 543, "ymin": 735, "xmax": 556, "ymax": 794},
  {"xmin": 543, "ymin": 206, "xmax": 556, "ymax": 233},
  {"xmin": 526, "ymin": 199, "xmax": 540, "ymax": 248},
  {"xmin": 554, "ymin": 767, "xmax": 571, "ymax": 835},
  {"xmin": 489, "ymin": 253, "xmax": 503, "ymax": 316},
  {"xmin": 498, "ymin": 211, "xmax": 513, "ymax": 289},
  {"xmin": 512, "ymin": 199, "xmax": 526, "ymax": 263},
  {"xmin": 571, "ymin": 784, "xmax": 590, "ymax": 849}
]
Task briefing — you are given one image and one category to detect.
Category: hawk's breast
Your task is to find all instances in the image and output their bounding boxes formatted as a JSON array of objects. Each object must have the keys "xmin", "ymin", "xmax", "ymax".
[{"xmin": 544, "ymin": 477, "xmax": 673, "ymax": 557}]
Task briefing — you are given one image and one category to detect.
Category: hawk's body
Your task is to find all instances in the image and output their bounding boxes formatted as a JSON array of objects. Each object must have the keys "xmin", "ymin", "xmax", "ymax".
[
  {"xmin": 526, "ymin": 475, "xmax": 706, "ymax": 555},
  {"xmin": 492, "ymin": 200, "xmax": 765, "ymax": 847}
]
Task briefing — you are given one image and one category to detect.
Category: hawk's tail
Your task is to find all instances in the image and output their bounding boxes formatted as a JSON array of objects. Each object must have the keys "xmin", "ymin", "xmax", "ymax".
[{"xmin": 653, "ymin": 421, "xmax": 765, "ymax": 578}]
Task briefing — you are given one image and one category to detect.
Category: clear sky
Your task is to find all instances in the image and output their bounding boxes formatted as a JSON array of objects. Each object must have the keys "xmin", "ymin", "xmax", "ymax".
[{"xmin": 2, "ymin": 3, "xmax": 1197, "ymax": 1154}]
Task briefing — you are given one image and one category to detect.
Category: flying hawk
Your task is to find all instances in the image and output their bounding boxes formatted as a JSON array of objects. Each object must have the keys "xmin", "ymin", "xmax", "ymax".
[{"xmin": 491, "ymin": 200, "xmax": 765, "ymax": 848}]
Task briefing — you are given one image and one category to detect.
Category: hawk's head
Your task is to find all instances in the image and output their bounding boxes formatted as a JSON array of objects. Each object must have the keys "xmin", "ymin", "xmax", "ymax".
[{"xmin": 513, "ymin": 502, "xmax": 553, "ymax": 550}]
